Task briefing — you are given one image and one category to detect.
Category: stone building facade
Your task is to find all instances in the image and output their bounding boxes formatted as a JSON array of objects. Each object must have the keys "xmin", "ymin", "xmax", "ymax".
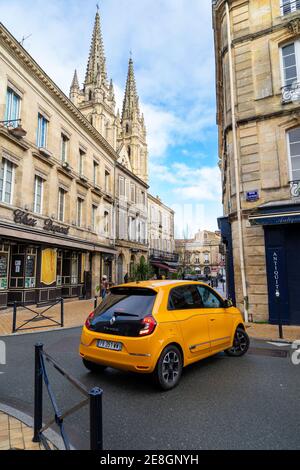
[
  {"xmin": 148, "ymin": 195, "xmax": 178, "ymax": 276},
  {"xmin": 175, "ymin": 231, "xmax": 225, "ymax": 278},
  {"xmin": 213, "ymin": 0, "xmax": 300, "ymax": 325},
  {"xmin": 0, "ymin": 10, "xmax": 175, "ymax": 308}
]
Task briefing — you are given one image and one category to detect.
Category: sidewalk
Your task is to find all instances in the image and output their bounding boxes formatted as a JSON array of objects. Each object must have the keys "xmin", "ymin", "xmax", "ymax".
[
  {"xmin": 0, "ymin": 411, "xmax": 55, "ymax": 450},
  {"xmin": 246, "ymin": 323, "xmax": 300, "ymax": 343},
  {"xmin": 0, "ymin": 298, "xmax": 95, "ymax": 336}
]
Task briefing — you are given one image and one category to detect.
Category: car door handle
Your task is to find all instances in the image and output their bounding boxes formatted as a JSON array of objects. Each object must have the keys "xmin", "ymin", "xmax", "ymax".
[{"xmin": 210, "ymin": 318, "xmax": 216, "ymax": 322}]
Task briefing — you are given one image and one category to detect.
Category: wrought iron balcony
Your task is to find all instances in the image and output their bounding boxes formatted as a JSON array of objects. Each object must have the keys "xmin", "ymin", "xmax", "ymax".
[
  {"xmin": 150, "ymin": 249, "xmax": 179, "ymax": 263},
  {"xmin": 282, "ymin": 82, "xmax": 300, "ymax": 103},
  {"xmin": 290, "ymin": 180, "xmax": 300, "ymax": 198},
  {"xmin": 281, "ymin": 0, "xmax": 300, "ymax": 16}
]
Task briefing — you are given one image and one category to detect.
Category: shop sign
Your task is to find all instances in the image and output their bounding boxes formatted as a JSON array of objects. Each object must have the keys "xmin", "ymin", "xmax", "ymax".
[
  {"xmin": 272, "ymin": 252, "xmax": 280, "ymax": 299},
  {"xmin": 13, "ymin": 210, "xmax": 69, "ymax": 236},
  {"xmin": 14, "ymin": 210, "xmax": 37, "ymax": 227}
]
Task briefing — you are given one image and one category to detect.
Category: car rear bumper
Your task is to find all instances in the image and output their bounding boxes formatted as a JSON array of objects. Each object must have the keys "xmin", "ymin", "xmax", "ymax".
[{"xmin": 79, "ymin": 326, "xmax": 156, "ymax": 373}]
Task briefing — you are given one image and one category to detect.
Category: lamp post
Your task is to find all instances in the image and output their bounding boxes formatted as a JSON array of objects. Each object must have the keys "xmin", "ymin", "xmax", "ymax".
[{"xmin": 0, "ymin": 119, "xmax": 27, "ymax": 138}]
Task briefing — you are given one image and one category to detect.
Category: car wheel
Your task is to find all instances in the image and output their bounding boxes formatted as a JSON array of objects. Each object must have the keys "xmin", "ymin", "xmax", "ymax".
[
  {"xmin": 225, "ymin": 327, "xmax": 250, "ymax": 357},
  {"xmin": 154, "ymin": 345, "xmax": 183, "ymax": 391},
  {"xmin": 82, "ymin": 358, "xmax": 107, "ymax": 372}
]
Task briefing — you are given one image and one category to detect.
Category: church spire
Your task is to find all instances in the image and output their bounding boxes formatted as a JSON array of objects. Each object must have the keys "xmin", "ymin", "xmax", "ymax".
[
  {"xmin": 84, "ymin": 8, "xmax": 107, "ymax": 87},
  {"xmin": 121, "ymin": 56, "xmax": 140, "ymax": 122},
  {"xmin": 71, "ymin": 69, "xmax": 80, "ymax": 90}
]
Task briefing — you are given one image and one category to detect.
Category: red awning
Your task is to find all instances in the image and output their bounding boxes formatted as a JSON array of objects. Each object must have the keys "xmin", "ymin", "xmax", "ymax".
[{"xmin": 151, "ymin": 262, "xmax": 177, "ymax": 273}]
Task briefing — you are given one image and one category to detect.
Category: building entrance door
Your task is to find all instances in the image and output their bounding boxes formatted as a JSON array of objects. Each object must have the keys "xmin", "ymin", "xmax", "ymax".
[
  {"xmin": 265, "ymin": 224, "xmax": 300, "ymax": 326},
  {"xmin": 285, "ymin": 225, "xmax": 300, "ymax": 325},
  {"xmin": 117, "ymin": 255, "xmax": 124, "ymax": 285}
]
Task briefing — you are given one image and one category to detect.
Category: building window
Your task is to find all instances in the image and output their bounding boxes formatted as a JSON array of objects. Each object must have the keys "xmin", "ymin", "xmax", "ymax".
[
  {"xmin": 281, "ymin": 42, "xmax": 300, "ymax": 88},
  {"xmin": 61, "ymin": 134, "xmax": 69, "ymax": 163},
  {"xmin": 105, "ymin": 170, "xmax": 110, "ymax": 193},
  {"xmin": 104, "ymin": 211, "xmax": 109, "ymax": 235},
  {"xmin": 0, "ymin": 158, "xmax": 14, "ymax": 204},
  {"xmin": 58, "ymin": 188, "xmax": 65, "ymax": 222},
  {"xmin": 281, "ymin": 0, "xmax": 300, "ymax": 16},
  {"xmin": 34, "ymin": 176, "xmax": 43, "ymax": 214},
  {"xmin": 79, "ymin": 149, "xmax": 85, "ymax": 176},
  {"xmin": 130, "ymin": 184, "xmax": 136, "ymax": 203},
  {"xmin": 37, "ymin": 113, "xmax": 48, "ymax": 148},
  {"xmin": 140, "ymin": 191, "xmax": 146, "ymax": 207},
  {"xmin": 287, "ymin": 127, "xmax": 300, "ymax": 181},
  {"xmin": 93, "ymin": 161, "xmax": 99, "ymax": 186},
  {"xmin": 119, "ymin": 176, "xmax": 125, "ymax": 198},
  {"xmin": 92, "ymin": 205, "xmax": 97, "ymax": 231},
  {"xmin": 77, "ymin": 198, "xmax": 83, "ymax": 227},
  {"xmin": 5, "ymin": 88, "xmax": 21, "ymax": 127}
]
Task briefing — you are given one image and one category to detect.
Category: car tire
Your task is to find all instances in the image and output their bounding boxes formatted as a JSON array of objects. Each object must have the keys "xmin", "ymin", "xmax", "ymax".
[
  {"xmin": 82, "ymin": 358, "xmax": 107, "ymax": 372},
  {"xmin": 225, "ymin": 327, "xmax": 250, "ymax": 357},
  {"xmin": 154, "ymin": 345, "xmax": 183, "ymax": 391}
]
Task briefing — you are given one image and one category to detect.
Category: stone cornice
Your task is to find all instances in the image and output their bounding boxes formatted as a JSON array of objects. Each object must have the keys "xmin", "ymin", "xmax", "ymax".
[{"xmin": 0, "ymin": 22, "xmax": 119, "ymax": 163}]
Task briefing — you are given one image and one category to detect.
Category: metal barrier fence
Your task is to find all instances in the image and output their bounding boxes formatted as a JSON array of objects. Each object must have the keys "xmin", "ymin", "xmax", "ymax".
[
  {"xmin": 12, "ymin": 298, "xmax": 64, "ymax": 334},
  {"xmin": 33, "ymin": 343, "xmax": 103, "ymax": 450}
]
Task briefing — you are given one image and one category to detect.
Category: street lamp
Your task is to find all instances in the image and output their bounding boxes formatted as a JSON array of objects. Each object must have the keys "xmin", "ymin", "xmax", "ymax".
[{"xmin": 0, "ymin": 119, "xmax": 27, "ymax": 138}]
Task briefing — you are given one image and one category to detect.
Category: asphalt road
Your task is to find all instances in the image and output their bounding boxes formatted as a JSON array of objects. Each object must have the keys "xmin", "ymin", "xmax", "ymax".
[{"xmin": 0, "ymin": 327, "xmax": 299, "ymax": 450}]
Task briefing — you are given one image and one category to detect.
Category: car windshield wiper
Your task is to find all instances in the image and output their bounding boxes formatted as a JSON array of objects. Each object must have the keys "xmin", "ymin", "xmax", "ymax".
[{"xmin": 113, "ymin": 311, "xmax": 139, "ymax": 318}]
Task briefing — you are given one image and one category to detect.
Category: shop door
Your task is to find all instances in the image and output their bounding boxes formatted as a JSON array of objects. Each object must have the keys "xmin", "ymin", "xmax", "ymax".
[
  {"xmin": 286, "ymin": 225, "xmax": 300, "ymax": 325},
  {"xmin": 265, "ymin": 227, "xmax": 290, "ymax": 325}
]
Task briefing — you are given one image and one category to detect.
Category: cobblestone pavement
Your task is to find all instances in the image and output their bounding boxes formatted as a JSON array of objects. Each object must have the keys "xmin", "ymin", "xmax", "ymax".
[{"xmin": 0, "ymin": 411, "xmax": 55, "ymax": 450}]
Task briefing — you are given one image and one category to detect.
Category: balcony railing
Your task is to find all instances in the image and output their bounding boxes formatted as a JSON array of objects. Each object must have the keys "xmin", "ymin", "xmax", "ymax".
[
  {"xmin": 281, "ymin": 0, "xmax": 300, "ymax": 16},
  {"xmin": 290, "ymin": 180, "xmax": 300, "ymax": 198},
  {"xmin": 282, "ymin": 82, "xmax": 300, "ymax": 103},
  {"xmin": 150, "ymin": 249, "xmax": 179, "ymax": 263}
]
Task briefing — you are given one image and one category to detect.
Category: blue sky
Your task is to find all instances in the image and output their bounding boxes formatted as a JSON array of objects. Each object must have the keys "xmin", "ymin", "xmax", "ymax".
[{"xmin": 0, "ymin": 0, "xmax": 222, "ymax": 237}]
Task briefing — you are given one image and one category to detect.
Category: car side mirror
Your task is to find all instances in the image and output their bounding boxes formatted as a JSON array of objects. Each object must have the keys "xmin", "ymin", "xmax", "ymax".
[{"xmin": 224, "ymin": 299, "xmax": 233, "ymax": 308}]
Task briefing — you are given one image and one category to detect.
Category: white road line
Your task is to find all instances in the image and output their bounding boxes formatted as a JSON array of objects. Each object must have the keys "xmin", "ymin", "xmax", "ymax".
[{"xmin": 267, "ymin": 342, "xmax": 290, "ymax": 348}]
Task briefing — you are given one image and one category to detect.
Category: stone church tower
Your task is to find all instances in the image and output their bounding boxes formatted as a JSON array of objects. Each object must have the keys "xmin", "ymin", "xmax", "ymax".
[
  {"xmin": 69, "ymin": 9, "xmax": 118, "ymax": 150},
  {"xmin": 69, "ymin": 8, "xmax": 148, "ymax": 182},
  {"xmin": 117, "ymin": 57, "xmax": 149, "ymax": 183}
]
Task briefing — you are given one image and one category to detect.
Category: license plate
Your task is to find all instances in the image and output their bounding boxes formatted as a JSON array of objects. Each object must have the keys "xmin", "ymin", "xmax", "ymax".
[{"xmin": 97, "ymin": 340, "xmax": 122, "ymax": 351}]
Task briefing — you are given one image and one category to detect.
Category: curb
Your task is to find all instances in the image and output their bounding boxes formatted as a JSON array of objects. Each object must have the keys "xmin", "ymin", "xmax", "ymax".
[{"xmin": 0, "ymin": 403, "xmax": 75, "ymax": 450}]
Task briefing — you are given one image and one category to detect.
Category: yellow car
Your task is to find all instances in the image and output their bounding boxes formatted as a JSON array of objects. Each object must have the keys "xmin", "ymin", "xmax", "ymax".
[{"xmin": 79, "ymin": 281, "xmax": 249, "ymax": 390}]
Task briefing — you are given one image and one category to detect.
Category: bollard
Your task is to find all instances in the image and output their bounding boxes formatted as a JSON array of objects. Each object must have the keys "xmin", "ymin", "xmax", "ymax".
[
  {"xmin": 60, "ymin": 298, "xmax": 64, "ymax": 328},
  {"xmin": 94, "ymin": 296, "xmax": 98, "ymax": 310},
  {"xmin": 89, "ymin": 387, "xmax": 103, "ymax": 450},
  {"xmin": 12, "ymin": 302, "xmax": 17, "ymax": 333},
  {"xmin": 33, "ymin": 343, "xmax": 44, "ymax": 443}
]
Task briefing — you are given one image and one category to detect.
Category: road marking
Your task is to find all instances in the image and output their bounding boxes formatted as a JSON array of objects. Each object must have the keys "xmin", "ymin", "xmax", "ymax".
[{"xmin": 267, "ymin": 342, "xmax": 290, "ymax": 348}]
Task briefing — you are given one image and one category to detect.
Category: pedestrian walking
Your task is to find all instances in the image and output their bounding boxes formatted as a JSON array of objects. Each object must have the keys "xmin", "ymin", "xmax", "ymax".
[
  {"xmin": 124, "ymin": 272, "xmax": 129, "ymax": 284},
  {"xmin": 101, "ymin": 276, "xmax": 109, "ymax": 299}
]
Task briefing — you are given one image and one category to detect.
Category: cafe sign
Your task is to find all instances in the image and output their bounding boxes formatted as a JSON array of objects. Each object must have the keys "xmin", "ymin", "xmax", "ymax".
[{"xmin": 13, "ymin": 210, "xmax": 70, "ymax": 236}]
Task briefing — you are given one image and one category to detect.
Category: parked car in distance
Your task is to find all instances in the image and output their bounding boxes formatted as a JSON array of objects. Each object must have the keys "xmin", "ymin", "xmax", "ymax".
[{"xmin": 79, "ymin": 280, "xmax": 249, "ymax": 391}]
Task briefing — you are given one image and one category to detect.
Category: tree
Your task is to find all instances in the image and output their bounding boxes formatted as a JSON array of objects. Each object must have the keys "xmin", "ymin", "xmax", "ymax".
[{"xmin": 130, "ymin": 257, "xmax": 154, "ymax": 282}]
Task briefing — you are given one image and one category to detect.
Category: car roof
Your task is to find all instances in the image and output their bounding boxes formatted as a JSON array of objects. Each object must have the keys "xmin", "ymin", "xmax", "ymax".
[{"xmin": 114, "ymin": 280, "xmax": 209, "ymax": 291}]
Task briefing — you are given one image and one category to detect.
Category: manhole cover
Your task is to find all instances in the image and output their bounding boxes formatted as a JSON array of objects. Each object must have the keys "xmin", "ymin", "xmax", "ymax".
[{"xmin": 248, "ymin": 348, "xmax": 288, "ymax": 358}]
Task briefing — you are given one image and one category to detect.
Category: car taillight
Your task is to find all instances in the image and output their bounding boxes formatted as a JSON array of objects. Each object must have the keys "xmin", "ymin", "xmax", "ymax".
[
  {"xmin": 139, "ymin": 316, "xmax": 157, "ymax": 336},
  {"xmin": 85, "ymin": 311, "xmax": 95, "ymax": 330}
]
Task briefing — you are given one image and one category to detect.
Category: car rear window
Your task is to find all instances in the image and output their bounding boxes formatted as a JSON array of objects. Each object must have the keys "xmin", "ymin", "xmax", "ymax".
[{"xmin": 94, "ymin": 287, "xmax": 157, "ymax": 319}]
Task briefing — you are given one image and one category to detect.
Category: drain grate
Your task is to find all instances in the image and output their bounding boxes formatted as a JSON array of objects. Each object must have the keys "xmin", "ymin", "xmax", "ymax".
[{"xmin": 248, "ymin": 348, "xmax": 288, "ymax": 358}]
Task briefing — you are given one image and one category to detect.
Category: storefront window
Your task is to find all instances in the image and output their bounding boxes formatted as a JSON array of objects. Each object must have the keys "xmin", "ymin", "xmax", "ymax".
[
  {"xmin": 57, "ymin": 250, "xmax": 62, "ymax": 286},
  {"xmin": 25, "ymin": 248, "xmax": 37, "ymax": 288},
  {"xmin": 71, "ymin": 253, "xmax": 78, "ymax": 285},
  {"xmin": 0, "ymin": 244, "xmax": 9, "ymax": 290}
]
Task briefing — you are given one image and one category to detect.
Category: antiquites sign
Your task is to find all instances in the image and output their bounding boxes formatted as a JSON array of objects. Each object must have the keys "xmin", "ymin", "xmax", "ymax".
[{"xmin": 13, "ymin": 210, "xmax": 70, "ymax": 235}]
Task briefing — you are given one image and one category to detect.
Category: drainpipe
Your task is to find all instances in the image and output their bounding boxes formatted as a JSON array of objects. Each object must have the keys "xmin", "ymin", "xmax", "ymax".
[{"xmin": 225, "ymin": 1, "xmax": 249, "ymax": 322}]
